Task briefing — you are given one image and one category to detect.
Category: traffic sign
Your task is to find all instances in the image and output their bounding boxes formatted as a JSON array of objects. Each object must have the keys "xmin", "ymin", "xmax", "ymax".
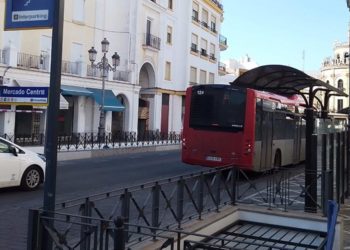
[{"xmin": 5, "ymin": 0, "xmax": 54, "ymax": 30}]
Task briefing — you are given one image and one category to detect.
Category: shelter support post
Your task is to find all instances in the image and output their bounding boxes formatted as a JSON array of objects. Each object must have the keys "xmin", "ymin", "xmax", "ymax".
[{"xmin": 305, "ymin": 108, "xmax": 317, "ymax": 213}]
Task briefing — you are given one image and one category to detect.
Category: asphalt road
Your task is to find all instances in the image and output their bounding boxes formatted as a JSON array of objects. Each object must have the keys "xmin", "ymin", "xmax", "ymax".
[{"xmin": 0, "ymin": 149, "xmax": 204, "ymax": 249}]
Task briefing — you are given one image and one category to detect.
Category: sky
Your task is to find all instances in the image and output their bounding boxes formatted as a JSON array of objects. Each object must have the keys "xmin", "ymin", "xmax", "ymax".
[{"xmin": 220, "ymin": 0, "xmax": 349, "ymax": 72}]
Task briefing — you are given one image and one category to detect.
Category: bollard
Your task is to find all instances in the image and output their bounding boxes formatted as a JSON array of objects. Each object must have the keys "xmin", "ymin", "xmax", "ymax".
[
  {"xmin": 152, "ymin": 182, "xmax": 160, "ymax": 236},
  {"xmin": 176, "ymin": 177, "xmax": 185, "ymax": 229},
  {"xmin": 197, "ymin": 173, "xmax": 204, "ymax": 220}
]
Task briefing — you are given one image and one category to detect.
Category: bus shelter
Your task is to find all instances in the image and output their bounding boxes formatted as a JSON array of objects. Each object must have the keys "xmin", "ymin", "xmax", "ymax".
[{"xmin": 230, "ymin": 64, "xmax": 347, "ymax": 212}]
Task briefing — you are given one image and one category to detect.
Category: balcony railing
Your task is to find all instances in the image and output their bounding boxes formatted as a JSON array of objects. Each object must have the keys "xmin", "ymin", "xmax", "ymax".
[
  {"xmin": 191, "ymin": 43, "xmax": 198, "ymax": 53},
  {"xmin": 210, "ymin": 54, "xmax": 216, "ymax": 61},
  {"xmin": 113, "ymin": 70, "xmax": 129, "ymax": 82},
  {"xmin": 209, "ymin": 0, "xmax": 223, "ymax": 10},
  {"xmin": 17, "ymin": 52, "xmax": 49, "ymax": 70},
  {"xmin": 86, "ymin": 64, "xmax": 103, "ymax": 78},
  {"xmin": 61, "ymin": 60, "xmax": 80, "ymax": 75},
  {"xmin": 0, "ymin": 49, "xmax": 5, "ymax": 64},
  {"xmin": 144, "ymin": 33, "xmax": 161, "ymax": 50},
  {"xmin": 219, "ymin": 35, "xmax": 227, "ymax": 47},
  {"xmin": 201, "ymin": 21, "xmax": 209, "ymax": 29},
  {"xmin": 201, "ymin": 49, "xmax": 208, "ymax": 57}
]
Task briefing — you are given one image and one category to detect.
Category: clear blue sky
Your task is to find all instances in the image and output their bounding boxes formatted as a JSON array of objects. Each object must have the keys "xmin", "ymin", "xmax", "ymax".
[{"xmin": 221, "ymin": 0, "xmax": 349, "ymax": 72}]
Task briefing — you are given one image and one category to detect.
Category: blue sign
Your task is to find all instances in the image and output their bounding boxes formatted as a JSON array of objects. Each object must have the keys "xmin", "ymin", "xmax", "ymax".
[
  {"xmin": 5, "ymin": 0, "xmax": 54, "ymax": 30},
  {"xmin": 0, "ymin": 86, "xmax": 49, "ymax": 105}
]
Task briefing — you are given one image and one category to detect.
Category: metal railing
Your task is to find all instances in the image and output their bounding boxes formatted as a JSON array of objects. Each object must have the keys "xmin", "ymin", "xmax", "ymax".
[
  {"xmin": 113, "ymin": 70, "xmax": 129, "ymax": 82},
  {"xmin": 17, "ymin": 52, "xmax": 49, "ymax": 70},
  {"xmin": 61, "ymin": 60, "xmax": 80, "ymax": 75},
  {"xmin": 219, "ymin": 34, "xmax": 227, "ymax": 47},
  {"xmin": 0, "ymin": 49, "xmax": 5, "ymax": 64},
  {"xmin": 144, "ymin": 33, "xmax": 161, "ymax": 50},
  {"xmin": 218, "ymin": 62, "xmax": 226, "ymax": 72},
  {"xmin": 27, "ymin": 130, "xmax": 349, "ymax": 249},
  {"xmin": 1, "ymin": 131, "xmax": 182, "ymax": 151},
  {"xmin": 87, "ymin": 64, "xmax": 103, "ymax": 78}
]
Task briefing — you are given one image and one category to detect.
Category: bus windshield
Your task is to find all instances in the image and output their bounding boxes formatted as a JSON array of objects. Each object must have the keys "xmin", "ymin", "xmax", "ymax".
[{"xmin": 189, "ymin": 85, "xmax": 246, "ymax": 131}]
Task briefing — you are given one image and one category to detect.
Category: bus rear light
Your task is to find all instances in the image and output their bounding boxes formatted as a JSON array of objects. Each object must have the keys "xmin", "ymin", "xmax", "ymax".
[{"xmin": 244, "ymin": 142, "xmax": 252, "ymax": 154}]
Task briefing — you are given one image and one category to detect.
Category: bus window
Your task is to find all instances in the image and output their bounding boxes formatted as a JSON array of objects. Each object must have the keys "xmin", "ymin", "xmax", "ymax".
[{"xmin": 189, "ymin": 86, "xmax": 246, "ymax": 131}]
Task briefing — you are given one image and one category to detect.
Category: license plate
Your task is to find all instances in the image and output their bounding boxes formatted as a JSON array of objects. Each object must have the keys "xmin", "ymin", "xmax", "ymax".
[{"xmin": 205, "ymin": 156, "xmax": 222, "ymax": 162}]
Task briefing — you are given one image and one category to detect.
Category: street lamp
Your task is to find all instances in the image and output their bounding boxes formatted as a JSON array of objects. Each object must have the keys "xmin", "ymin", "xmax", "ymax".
[{"xmin": 88, "ymin": 38, "xmax": 120, "ymax": 136}]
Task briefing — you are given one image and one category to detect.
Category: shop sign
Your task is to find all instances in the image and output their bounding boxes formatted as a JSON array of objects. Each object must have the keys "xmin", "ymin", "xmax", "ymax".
[
  {"xmin": 0, "ymin": 86, "xmax": 49, "ymax": 105},
  {"xmin": 5, "ymin": 0, "xmax": 54, "ymax": 30}
]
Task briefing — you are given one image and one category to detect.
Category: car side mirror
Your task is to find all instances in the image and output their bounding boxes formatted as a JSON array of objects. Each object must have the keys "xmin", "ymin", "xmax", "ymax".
[{"xmin": 9, "ymin": 146, "xmax": 18, "ymax": 156}]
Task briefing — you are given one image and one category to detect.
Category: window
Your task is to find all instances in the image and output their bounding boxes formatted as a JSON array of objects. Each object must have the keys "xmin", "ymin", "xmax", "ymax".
[
  {"xmin": 201, "ymin": 9, "xmax": 208, "ymax": 28},
  {"xmin": 0, "ymin": 140, "xmax": 10, "ymax": 153},
  {"xmin": 209, "ymin": 72, "xmax": 214, "ymax": 83},
  {"xmin": 200, "ymin": 70, "xmax": 206, "ymax": 84},
  {"xmin": 190, "ymin": 67, "xmax": 197, "ymax": 84},
  {"xmin": 191, "ymin": 33, "xmax": 198, "ymax": 52},
  {"xmin": 73, "ymin": 0, "xmax": 85, "ymax": 22},
  {"xmin": 167, "ymin": 26, "xmax": 172, "ymax": 44},
  {"xmin": 192, "ymin": 2, "xmax": 199, "ymax": 22},
  {"xmin": 211, "ymin": 15, "xmax": 216, "ymax": 33},
  {"xmin": 338, "ymin": 79, "xmax": 344, "ymax": 90},
  {"xmin": 165, "ymin": 61, "xmax": 171, "ymax": 80},
  {"xmin": 201, "ymin": 38, "xmax": 208, "ymax": 57},
  {"xmin": 338, "ymin": 99, "xmax": 343, "ymax": 111},
  {"xmin": 168, "ymin": 0, "xmax": 173, "ymax": 10},
  {"xmin": 210, "ymin": 43, "xmax": 215, "ymax": 60}
]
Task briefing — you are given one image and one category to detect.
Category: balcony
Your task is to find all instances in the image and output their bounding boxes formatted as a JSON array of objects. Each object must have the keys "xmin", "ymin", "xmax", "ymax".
[
  {"xmin": 191, "ymin": 43, "xmax": 199, "ymax": 54},
  {"xmin": 61, "ymin": 60, "xmax": 80, "ymax": 75},
  {"xmin": 17, "ymin": 52, "xmax": 49, "ymax": 71},
  {"xmin": 192, "ymin": 11, "xmax": 199, "ymax": 24},
  {"xmin": 201, "ymin": 21, "xmax": 209, "ymax": 29},
  {"xmin": 219, "ymin": 34, "xmax": 228, "ymax": 51},
  {"xmin": 200, "ymin": 49, "xmax": 208, "ymax": 58},
  {"xmin": 86, "ymin": 64, "xmax": 103, "ymax": 78},
  {"xmin": 205, "ymin": 0, "xmax": 223, "ymax": 11},
  {"xmin": 218, "ymin": 62, "xmax": 227, "ymax": 75},
  {"xmin": 0, "ymin": 49, "xmax": 5, "ymax": 64},
  {"xmin": 209, "ymin": 54, "xmax": 216, "ymax": 62},
  {"xmin": 143, "ymin": 33, "xmax": 161, "ymax": 50},
  {"xmin": 113, "ymin": 70, "xmax": 130, "ymax": 82}
]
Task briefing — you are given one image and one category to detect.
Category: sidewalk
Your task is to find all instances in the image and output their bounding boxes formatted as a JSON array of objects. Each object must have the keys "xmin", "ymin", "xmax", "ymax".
[{"xmin": 24, "ymin": 143, "xmax": 181, "ymax": 161}]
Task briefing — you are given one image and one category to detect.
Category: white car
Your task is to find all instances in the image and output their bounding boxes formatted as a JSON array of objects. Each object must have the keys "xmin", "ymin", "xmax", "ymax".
[{"xmin": 0, "ymin": 137, "xmax": 46, "ymax": 190}]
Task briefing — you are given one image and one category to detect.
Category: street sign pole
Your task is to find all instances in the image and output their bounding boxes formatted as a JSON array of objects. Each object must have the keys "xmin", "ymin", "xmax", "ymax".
[{"xmin": 42, "ymin": 0, "xmax": 64, "ymax": 248}]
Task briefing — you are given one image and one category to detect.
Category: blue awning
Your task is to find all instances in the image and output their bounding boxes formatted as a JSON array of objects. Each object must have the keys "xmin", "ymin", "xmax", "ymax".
[
  {"xmin": 61, "ymin": 85, "xmax": 92, "ymax": 96},
  {"xmin": 87, "ymin": 88, "xmax": 125, "ymax": 112}
]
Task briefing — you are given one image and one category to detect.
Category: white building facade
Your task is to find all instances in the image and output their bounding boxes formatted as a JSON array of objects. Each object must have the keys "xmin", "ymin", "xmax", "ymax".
[
  {"xmin": 320, "ymin": 41, "xmax": 350, "ymax": 112},
  {"xmin": 0, "ymin": 0, "xmax": 227, "ymax": 137}
]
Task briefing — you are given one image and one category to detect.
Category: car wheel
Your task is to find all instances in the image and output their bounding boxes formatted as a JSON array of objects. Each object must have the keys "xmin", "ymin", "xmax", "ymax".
[{"xmin": 21, "ymin": 166, "xmax": 42, "ymax": 190}]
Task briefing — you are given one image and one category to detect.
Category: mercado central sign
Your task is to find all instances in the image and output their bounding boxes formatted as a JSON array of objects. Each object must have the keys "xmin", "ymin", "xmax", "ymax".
[{"xmin": 0, "ymin": 86, "xmax": 49, "ymax": 106}]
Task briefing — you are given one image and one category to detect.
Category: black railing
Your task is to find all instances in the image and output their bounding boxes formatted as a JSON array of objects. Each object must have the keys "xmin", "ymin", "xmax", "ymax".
[
  {"xmin": 1, "ymin": 131, "xmax": 181, "ymax": 151},
  {"xmin": 28, "ymin": 163, "xmax": 339, "ymax": 249},
  {"xmin": 144, "ymin": 33, "xmax": 161, "ymax": 50},
  {"xmin": 210, "ymin": 54, "xmax": 216, "ymax": 61},
  {"xmin": 201, "ymin": 21, "xmax": 208, "ymax": 29},
  {"xmin": 200, "ymin": 49, "xmax": 208, "ymax": 57},
  {"xmin": 190, "ymin": 43, "xmax": 198, "ymax": 53},
  {"xmin": 27, "ymin": 131, "xmax": 348, "ymax": 249}
]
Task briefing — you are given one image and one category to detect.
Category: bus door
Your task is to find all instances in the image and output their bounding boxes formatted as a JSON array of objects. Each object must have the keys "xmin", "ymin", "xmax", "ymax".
[
  {"xmin": 261, "ymin": 111, "xmax": 273, "ymax": 170},
  {"xmin": 293, "ymin": 117, "xmax": 301, "ymax": 164}
]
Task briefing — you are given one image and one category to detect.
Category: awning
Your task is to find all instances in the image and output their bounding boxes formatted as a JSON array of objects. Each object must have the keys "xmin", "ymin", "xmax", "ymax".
[
  {"xmin": 14, "ymin": 79, "xmax": 69, "ymax": 110},
  {"xmin": 61, "ymin": 85, "xmax": 92, "ymax": 96},
  {"xmin": 87, "ymin": 88, "xmax": 125, "ymax": 112}
]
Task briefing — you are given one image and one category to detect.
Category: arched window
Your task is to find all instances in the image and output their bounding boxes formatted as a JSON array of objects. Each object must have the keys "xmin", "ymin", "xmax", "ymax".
[{"xmin": 338, "ymin": 79, "xmax": 344, "ymax": 90}]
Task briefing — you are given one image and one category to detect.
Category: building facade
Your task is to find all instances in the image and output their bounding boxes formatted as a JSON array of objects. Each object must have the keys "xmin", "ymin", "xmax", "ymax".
[
  {"xmin": 0, "ymin": 0, "xmax": 227, "ymax": 137},
  {"xmin": 320, "ymin": 41, "xmax": 350, "ymax": 112}
]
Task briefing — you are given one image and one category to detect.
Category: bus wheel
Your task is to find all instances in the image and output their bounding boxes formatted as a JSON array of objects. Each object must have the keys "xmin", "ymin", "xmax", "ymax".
[{"xmin": 273, "ymin": 150, "xmax": 281, "ymax": 171}]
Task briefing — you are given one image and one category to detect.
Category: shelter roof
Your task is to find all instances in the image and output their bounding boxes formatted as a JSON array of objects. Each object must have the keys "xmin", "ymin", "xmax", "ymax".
[{"xmin": 230, "ymin": 65, "xmax": 347, "ymax": 97}]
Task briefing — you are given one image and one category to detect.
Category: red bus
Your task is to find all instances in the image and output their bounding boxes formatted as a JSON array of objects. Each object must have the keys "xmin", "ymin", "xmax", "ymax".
[{"xmin": 181, "ymin": 84, "xmax": 306, "ymax": 172}]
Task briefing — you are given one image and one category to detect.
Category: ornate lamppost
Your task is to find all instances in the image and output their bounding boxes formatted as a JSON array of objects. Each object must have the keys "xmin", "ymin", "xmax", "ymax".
[{"xmin": 88, "ymin": 38, "xmax": 120, "ymax": 135}]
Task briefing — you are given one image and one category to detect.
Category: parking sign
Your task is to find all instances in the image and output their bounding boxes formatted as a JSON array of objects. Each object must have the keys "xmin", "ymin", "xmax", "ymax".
[{"xmin": 5, "ymin": 0, "xmax": 54, "ymax": 30}]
